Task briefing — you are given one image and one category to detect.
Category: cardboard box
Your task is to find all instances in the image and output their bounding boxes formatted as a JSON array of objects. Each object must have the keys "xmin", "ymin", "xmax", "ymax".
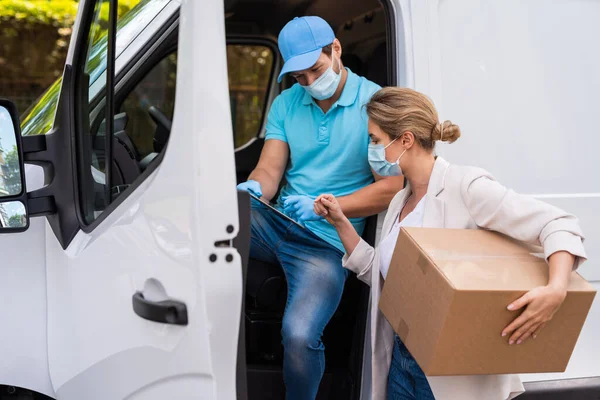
[{"xmin": 379, "ymin": 227, "xmax": 596, "ymax": 376}]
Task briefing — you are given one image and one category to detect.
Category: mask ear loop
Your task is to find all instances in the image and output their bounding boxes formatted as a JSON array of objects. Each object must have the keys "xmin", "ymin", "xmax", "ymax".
[
  {"xmin": 393, "ymin": 134, "xmax": 407, "ymax": 164},
  {"xmin": 395, "ymin": 149, "xmax": 407, "ymax": 164},
  {"xmin": 331, "ymin": 50, "xmax": 341, "ymax": 76},
  {"xmin": 384, "ymin": 136, "xmax": 399, "ymax": 149}
]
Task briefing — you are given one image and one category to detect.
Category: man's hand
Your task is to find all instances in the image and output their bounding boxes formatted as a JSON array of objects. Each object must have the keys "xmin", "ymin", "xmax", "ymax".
[
  {"xmin": 247, "ymin": 140, "xmax": 289, "ymax": 201},
  {"xmin": 283, "ymin": 195, "xmax": 323, "ymax": 223},
  {"xmin": 237, "ymin": 180, "xmax": 263, "ymax": 198}
]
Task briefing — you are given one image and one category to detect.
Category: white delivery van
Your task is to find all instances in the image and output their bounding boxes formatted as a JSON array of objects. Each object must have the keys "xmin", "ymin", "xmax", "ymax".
[{"xmin": 0, "ymin": 0, "xmax": 598, "ymax": 399}]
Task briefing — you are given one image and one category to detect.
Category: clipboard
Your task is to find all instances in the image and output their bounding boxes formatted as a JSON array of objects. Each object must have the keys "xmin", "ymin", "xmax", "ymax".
[{"xmin": 249, "ymin": 193, "xmax": 306, "ymax": 229}]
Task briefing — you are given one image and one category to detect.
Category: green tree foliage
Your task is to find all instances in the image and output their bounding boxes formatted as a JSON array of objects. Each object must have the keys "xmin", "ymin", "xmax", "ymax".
[
  {"xmin": 0, "ymin": 0, "xmax": 140, "ymax": 113},
  {"xmin": 2, "ymin": 145, "xmax": 22, "ymax": 195},
  {"xmin": 227, "ymin": 45, "xmax": 274, "ymax": 148},
  {"xmin": 7, "ymin": 214, "xmax": 22, "ymax": 228},
  {"xmin": 4, "ymin": 1, "xmax": 277, "ymax": 150}
]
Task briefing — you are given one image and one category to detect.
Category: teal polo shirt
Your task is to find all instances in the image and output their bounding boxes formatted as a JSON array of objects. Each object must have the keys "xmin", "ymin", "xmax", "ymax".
[{"xmin": 265, "ymin": 68, "xmax": 381, "ymax": 252}]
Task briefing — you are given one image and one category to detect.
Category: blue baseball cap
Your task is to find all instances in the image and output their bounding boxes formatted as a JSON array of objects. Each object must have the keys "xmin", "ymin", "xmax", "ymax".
[{"xmin": 277, "ymin": 16, "xmax": 335, "ymax": 83}]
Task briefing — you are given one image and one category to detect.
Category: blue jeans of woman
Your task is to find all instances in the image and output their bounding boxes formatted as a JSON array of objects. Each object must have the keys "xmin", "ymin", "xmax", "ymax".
[{"xmin": 388, "ymin": 335, "xmax": 435, "ymax": 400}]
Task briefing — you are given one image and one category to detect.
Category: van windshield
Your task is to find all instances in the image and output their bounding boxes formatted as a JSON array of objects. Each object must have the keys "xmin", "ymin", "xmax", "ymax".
[{"xmin": 20, "ymin": 0, "xmax": 170, "ymax": 137}]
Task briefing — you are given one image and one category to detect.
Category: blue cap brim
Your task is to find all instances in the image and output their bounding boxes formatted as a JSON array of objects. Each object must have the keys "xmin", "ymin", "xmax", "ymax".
[{"xmin": 277, "ymin": 47, "xmax": 322, "ymax": 83}]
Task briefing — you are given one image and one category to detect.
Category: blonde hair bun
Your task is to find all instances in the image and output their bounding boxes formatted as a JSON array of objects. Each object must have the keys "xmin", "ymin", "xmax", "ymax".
[
  {"xmin": 366, "ymin": 87, "xmax": 461, "ymax": 150},
  {"xmin": 431, "ymin": 120, "xmax": 461, "ymax": 143}
]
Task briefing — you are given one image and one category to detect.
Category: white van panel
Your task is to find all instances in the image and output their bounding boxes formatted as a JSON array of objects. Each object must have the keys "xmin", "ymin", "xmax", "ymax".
[
  {"xmin": 407, "ymin": 0, "xmax": 600, "ymax": 384},
  {"xmin": 434, "ymin": 0, "xmax": 600, "ymax": 276},
  {"xmin": 435, "ymin": 0, "xmax": 599, "ymax": 187},
  {"xmin": 0, "ymin": 165, "xmax": 54, "ymax": 397}
]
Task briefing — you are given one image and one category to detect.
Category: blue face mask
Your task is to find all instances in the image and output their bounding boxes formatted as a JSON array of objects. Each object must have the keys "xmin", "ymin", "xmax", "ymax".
[
  {"xmin": 368, "ymin": 138, "xmax": 407, "ymax": 176},
  {"xmin": 302, "ymin": 55, "xmax": 342, "ymax": 101}
]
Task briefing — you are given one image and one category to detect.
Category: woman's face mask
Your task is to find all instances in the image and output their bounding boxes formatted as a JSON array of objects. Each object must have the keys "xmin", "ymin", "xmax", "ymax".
[
  {"xmin": 368, "ymin": 137, "xmax": 407, "ymax": 177},
  {"xmin": 301, "ymin": 55, "xmax": 342, "ymax": 101}
]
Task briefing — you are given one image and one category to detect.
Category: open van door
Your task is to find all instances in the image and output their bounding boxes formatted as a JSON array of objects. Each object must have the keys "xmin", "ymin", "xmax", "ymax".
[
  {"xmin": 401, "ymin": 0, "xmax": 600, "ymax": 396},
  {"xmin": 45, "ymin": 0, "xmax": 243, "ymax": 398},
  {"xmin": 0, "ymin": 0, "xmax": 243, "ymax": 398}
]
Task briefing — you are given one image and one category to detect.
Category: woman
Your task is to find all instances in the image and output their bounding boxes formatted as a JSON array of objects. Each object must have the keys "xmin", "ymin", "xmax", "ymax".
[{"xmin": 314, "ymin": 87, "xmax": 586, "ymax": 400}]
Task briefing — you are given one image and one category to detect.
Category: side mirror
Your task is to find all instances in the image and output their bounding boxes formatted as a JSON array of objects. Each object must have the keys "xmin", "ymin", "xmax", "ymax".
[{"xmin": 0, "ymin": 99, "xmax": 28, "ymax": 232}]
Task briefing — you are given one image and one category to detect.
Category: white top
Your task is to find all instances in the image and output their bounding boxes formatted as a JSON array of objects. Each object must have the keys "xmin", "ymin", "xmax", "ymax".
[{"xmin": 378, "ymin": 195, "xmax": 426, "ymax": 279}]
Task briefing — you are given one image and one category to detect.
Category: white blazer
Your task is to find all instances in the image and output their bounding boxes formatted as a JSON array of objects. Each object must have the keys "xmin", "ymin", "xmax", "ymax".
[{"xmin": 343, "ymin": 157, "xmax": 587, "ymax": 400}]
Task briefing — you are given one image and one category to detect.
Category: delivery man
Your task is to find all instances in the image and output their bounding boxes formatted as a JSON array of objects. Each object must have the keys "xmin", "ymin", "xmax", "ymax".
[{"xmin": 237, "ymin": 16, "xmax": 404, "ymax": 400}]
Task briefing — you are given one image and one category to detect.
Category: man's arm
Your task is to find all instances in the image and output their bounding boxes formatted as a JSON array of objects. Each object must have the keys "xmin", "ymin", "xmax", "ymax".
[
  {"xmin": 248, "ymin": 139, "xmax": 289, "ymax": 201},
  {"xmin": 336, "ymin": 173, "xmax": 404, "ymax": 218}
]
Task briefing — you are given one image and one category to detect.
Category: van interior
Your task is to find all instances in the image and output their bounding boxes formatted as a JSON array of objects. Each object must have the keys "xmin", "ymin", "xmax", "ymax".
[
  {"xmin": 15, "ymin": 0, "xmax": 393, "ymax": 397},
  {"xmin": 226, "ymin": 0, "xmax": 392, "ymax": 398}
]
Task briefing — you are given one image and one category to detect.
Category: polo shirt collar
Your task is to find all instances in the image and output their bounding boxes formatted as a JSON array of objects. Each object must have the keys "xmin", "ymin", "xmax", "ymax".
[
  {"xmin": 301, "ymin": 68, "xmax": 360, "ymax": 107},
  {"xmin": 301, "ymin": 89, "xmax": 313, "ymax": 105},
  {"xmin": 337, "ymin": 68, "xmax": 360, "ymax": 106}
]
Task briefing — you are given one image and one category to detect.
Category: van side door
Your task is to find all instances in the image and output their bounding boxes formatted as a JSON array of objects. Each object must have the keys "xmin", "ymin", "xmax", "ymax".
[{"xmin": 34, "ymin": 0, "xmax": 242, "ymax": 398}]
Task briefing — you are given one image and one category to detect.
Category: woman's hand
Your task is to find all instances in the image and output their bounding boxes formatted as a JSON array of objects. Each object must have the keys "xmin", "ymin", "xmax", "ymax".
[
  {"xmin": 314, "ymin": 194, "xmax": 348, "ymax": 227},
  {"xmin": 503, "ymin": 250, "xmax": 574, "ymax": 344},
  {"xmin": 314, "ymin": 194, "xmax": 361, "ymax": 256},
  {"xmin": 502, "ymin": 284, "xmax": 567, "ymax": 345}
]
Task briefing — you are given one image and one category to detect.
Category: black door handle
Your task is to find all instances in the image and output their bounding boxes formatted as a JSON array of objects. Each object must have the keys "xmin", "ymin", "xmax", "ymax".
[{"xmin": 132, "ymin": 292, "xmax": 188, "ymax": 325}]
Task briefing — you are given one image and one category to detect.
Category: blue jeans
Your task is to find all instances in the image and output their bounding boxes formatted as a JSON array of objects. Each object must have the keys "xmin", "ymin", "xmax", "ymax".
[
  {"xmin": 388, "ymin": 336, "xmax": 435, "ymax": 400},
  {"xmin": 249, "ymin": 199, "xmax": 347, "ymax": 400}
]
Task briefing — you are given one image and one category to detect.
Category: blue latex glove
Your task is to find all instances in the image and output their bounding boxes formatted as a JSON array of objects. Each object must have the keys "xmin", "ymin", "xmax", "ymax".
[
  {"xmin": 237, "ymin": 180, "xmax": 262, "ymax": 197},
  {"xmin": 282, "ymin": 195, "xmax": 323, "ymax": 223}
]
